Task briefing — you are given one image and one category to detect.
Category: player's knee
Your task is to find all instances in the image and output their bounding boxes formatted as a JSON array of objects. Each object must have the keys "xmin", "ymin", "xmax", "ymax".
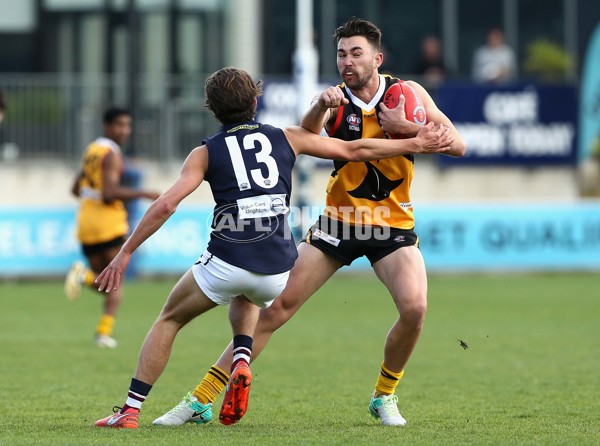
[
  {"xmin": 157, "ymin": 306, "xmax": 191, "ymax": 328},
  {"xmin": 401, "ymin": 299, "xmax": 427, "ymax": 329},
  {"xmin": 257, "ymin": 301, "xmax": 293, "ymax": 333}
]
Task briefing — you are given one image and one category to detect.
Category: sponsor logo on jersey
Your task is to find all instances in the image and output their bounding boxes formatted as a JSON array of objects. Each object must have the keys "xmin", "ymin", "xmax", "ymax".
[
  {"xmin": 347, "ymin": 114, "xmax": 361, "ymax": 125},
  {"xmin": 347, "ymin": 114, "xmax": 361, "ymax": 132},
  {"xmin": 236, "ymin": 194, "xmax": 288, "ymax": 219},
  {"xmin": 80, "ymin": 186, "xmax": 102, "ymax": 201},
  {"xmin": 313, "ymin": 229, "xmax": 341, "ymax": 246},
  {"xmin": 270, "ymin": 196, "xmax": 287, "ymax": 214}
]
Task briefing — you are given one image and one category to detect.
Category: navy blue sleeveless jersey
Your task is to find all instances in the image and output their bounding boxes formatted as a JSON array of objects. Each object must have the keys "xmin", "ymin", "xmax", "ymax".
[{"xmin": 202, "ymin": 120, "xmax": 297, "ymax": 274}]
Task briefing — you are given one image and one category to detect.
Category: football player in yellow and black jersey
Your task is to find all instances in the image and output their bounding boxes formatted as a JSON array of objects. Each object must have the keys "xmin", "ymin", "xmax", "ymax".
[
  {"xmin": 65, "ymin": 108, "xmax": 160, "ymax": 348},
  {"xmin": 297, "ymin": 19, "xmax": 464, "ymax": 425},
  {"xmin": 298, "ymin": 18, "xmax": 464, "ymax": 425}
]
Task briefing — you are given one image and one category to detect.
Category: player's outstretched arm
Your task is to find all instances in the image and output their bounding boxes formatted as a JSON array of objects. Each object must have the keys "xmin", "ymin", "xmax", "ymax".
[
  {"xmin": 101, "ymin": 152, "xmax": 161, "ymax": 203},
  {"xmin": 284, "ymin": 123, "xmax": 454, "ymax": 162},
  {"xmin": 96, "ymin": 146, "xmax": 208, "ymax": 293}
]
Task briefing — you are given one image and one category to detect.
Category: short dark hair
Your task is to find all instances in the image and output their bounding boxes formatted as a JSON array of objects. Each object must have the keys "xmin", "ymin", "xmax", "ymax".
[
  {"xmin": 0, "ymin": 91, "xmax": 5, "ymax": 112},
  {"xmin": 103, "ymin": 107, "xmax": 131, "ymax": 125},
  {"xmin": 204, "ymin": 67, "xmax": 263, "ymax": 125},
  {"xmin": 333, "ymin": 17, "xmax": 382, "ymax": 51}
]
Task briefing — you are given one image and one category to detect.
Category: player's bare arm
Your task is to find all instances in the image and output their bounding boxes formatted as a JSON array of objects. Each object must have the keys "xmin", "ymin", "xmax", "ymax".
[
  {"xmin": 300, "ymin": 86, "xmax": 348, "ymax": 134},
  {"xmin": 408, "ymin": 81, "xmax": 466, "ymax": 156},
  {"xmin": 96, "ymin": 146, "xmax": 208, "ymax": 292},
  {"xmin": 71, "ymin": 171, "xmax": 83, "ymax": 197},
  {"xmin": 284, "ymin": 123, "xmax": 453, "ymax": 161},
  {"xmin": 379, "ymin": 81, "xmax": 466, "ymax": 157},
  {"xmin": 101, "ymin": 152, "xmax": 161, "ymax": 203}
]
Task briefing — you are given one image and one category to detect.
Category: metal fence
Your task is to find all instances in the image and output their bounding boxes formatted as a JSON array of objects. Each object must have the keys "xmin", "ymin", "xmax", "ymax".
[{"xmin": 0, "ymin": 73, "xmax": 220, "ymax": 164}]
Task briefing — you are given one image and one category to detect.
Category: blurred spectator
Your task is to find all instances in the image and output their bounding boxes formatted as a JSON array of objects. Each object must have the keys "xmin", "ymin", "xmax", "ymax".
[
  {"xmin": 0, "ymin": 90, "xmax": 5, "ymax": 124},
  {"xmin": 414, "ymin": 36, "xmax": 446, "ymax": 86},
  {"xmin": 472, "ymin": 28, "xmax": 516, "ymax": 84}
]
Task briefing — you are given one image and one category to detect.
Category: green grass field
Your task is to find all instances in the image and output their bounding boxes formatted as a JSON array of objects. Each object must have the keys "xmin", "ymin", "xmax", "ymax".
[{"xmin": 1, "ymin": 273, "xmax": 599, "ymax": 445}]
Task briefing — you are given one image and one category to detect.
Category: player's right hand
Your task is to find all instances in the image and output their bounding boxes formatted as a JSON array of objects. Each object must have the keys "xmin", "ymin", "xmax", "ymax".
[
  {"xmin": 317, "ymin": 86, "xmax": 349, "ymax": 109},
  {"xmin": 96, "ymin": 251, "xmax": 131, "ymax": 293}
]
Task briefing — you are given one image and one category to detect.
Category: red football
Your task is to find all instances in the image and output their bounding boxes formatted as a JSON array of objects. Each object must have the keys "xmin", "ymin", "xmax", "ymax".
[{"xmin": 382, "ymin": 81, "xmax": 427, "ymax": 139}]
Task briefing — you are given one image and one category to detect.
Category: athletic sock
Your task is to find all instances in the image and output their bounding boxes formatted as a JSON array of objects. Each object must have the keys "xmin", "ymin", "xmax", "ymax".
[
  {"xmin": 193, "ymin": 365, "xmax": 230, "ymax": 405},
  {"xmin": 83, "ymin": 269, "xmax": 96, "ymax": 287},
  {"xmin": 231, "ymin": 335, "xmax": 253, "ymax": 371},
  {"xmin": 96, "ymin": 314, "xmax": 115, "ymax": 337},
  {"xmin": 374, "ymin": 362, "xmax": 405, "ymax": 396},
  {"xmin": 122, "ymin": 377, "xmax": 152, "ymax": 413}
]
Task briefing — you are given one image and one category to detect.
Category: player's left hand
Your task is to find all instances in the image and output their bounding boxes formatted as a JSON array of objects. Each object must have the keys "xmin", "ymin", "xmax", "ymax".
[{"xmin": 96, "ymin": 251, "xmax": 131, "ymax": 292}]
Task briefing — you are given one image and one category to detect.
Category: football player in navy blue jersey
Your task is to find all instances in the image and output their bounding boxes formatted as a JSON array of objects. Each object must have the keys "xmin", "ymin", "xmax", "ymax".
[{"xmin": 93, "ymin": 66, "xmax": 453, "ymax": 429}]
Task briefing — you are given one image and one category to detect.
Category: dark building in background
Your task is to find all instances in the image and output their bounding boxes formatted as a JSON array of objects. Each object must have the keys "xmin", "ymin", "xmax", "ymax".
[{"xmin": 0, "ymin": 0, "xmax": 599, "ymax": 81}]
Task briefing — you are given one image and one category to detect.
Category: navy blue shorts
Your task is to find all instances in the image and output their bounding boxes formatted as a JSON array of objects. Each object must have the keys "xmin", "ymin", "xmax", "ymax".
[{"xmin": 301, "ymin": 215, "xmax": 419, "ymax": 266}]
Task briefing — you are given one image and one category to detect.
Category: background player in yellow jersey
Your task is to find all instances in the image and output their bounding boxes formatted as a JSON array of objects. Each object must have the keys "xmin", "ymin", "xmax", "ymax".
[
  {"xmin": 155, "ymin": 17, "xmax": 466, "ymax": 426},
  {"xmin": 65, "ymin": 107, "xmax": 160, "ymax": 348}
]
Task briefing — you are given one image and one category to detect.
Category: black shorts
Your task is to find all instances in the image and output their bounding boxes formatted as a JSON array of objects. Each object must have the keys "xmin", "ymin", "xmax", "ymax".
[
  {"xmin": 82, "ymin": 236, "xmax": 126, "ymax": 257},
  {"xmin": 301, "ymin": 215, "xmax": 419, "ymax": 266}
]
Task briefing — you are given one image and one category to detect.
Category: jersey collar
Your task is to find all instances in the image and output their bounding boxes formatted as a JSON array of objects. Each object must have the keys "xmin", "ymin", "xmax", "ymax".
[
  {"xmin": 344, "ymin": 74, "xmax": 386, "ymax": 112},
  {"xmin": 95, "ymin": 137, "xmax": 121, "ymax": 153}
]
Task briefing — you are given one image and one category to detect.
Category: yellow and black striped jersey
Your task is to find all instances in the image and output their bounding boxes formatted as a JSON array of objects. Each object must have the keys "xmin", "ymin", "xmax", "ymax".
[
  {"xmin": 76, "ymin": 137, "xmax": 128, "ymax": 244},
  {"xmin": 324, "ymin": 74, "xmax": 417, "ymax": 229}
]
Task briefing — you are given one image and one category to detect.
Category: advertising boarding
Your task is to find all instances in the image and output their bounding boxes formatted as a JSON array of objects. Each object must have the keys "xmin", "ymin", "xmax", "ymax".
[{"xmin": 436, "ymin": 84, "xmax": 578, "ymax": 165}]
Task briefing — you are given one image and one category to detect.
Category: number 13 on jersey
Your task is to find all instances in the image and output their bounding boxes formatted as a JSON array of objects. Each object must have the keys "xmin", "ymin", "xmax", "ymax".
[{"xmin": 225, "ymin": 133, "xmax": 280, "ymax": 191}]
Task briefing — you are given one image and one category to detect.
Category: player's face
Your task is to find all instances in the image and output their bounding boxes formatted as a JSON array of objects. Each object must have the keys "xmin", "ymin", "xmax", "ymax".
[
  {"xmin": 104, "ymin": 115, "xmax": 132, "ymax": 146},
  {"xmin": 336, "ymin": 36, "xmax": 382, "ymax": 90}
]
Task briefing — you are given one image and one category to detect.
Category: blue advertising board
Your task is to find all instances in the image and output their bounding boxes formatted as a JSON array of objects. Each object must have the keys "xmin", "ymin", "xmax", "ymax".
[
  {"xmin": 436, "ymin": 84, "xmax": 578, "ymax": 165},
  {"xmin": 414, "ymin": 204, "xmax": 600, "ymax": 271},
  {"xmin": 0, "ymin": 208, "xmax": 81, "ymax": 276},
  {"xmin": 0, "ymin": 206, "xmax": 212, "ymax": 277},
  {"xmin": 1, "ymin": 204, "xmax": 599, "ymax": 276},
  {"xmin": 136, "ymin": 207, "xmax": 211, "ymax": 273}
]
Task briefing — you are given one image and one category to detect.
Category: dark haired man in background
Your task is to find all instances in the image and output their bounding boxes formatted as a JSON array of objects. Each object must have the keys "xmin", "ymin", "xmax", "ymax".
[{"xmin": 65, "ymin": 107, "xmax": 160, "ymax": 348}]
